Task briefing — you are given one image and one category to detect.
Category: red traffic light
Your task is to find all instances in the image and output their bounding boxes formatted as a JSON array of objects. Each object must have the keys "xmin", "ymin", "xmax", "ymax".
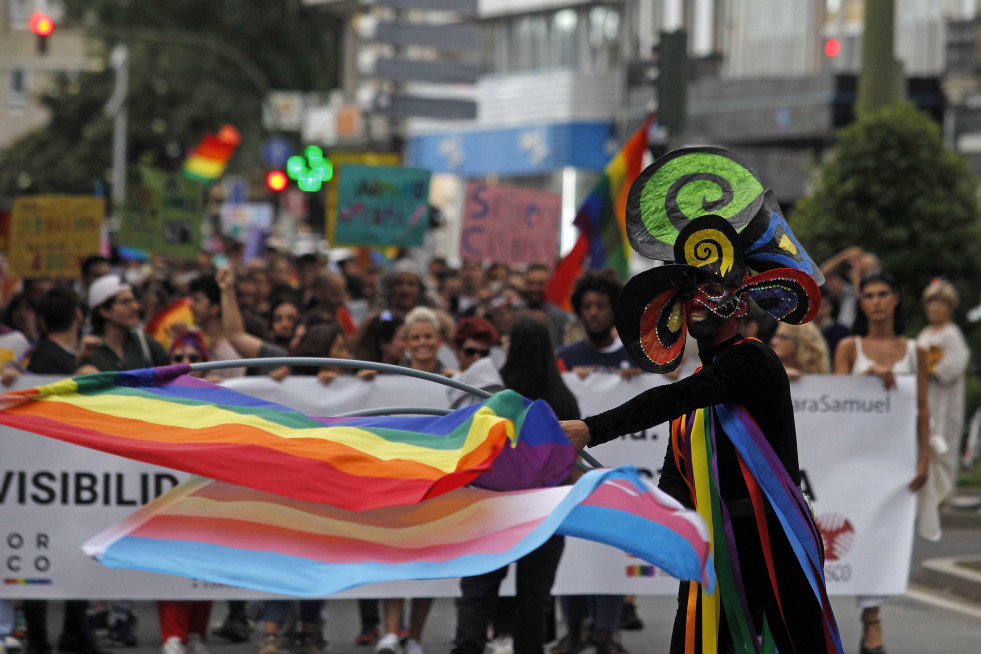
[
  {"xmin": 266, "ymin": 171, "xmax": 288, "ymax": 192},
  {"xmin": 29, "ymin": 12, "xmax": 54, "ymax": 37},
  {"xmin": 824, "ymin": 38, "xmax": 841, "ymax": 58}
]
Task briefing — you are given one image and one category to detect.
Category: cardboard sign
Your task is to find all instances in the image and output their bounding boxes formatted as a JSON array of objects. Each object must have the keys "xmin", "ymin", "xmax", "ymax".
[
  {"xmin": 332, "ymin": 165, "xmax": 431, "ymax": 247},
  {"xmin": 460, "ymin": 182, "xmax": 561, "ymax": 264},
  {"xmin": 121, "ymin": 167, "xmax": 204, "ymax": 259},
  {"xmin": 7, "ymin": 196, "xmax": 105, "ymax": 278},
  {"xmin": 325, "ymin": 152, "xmax": 400, "ymax": 229}
]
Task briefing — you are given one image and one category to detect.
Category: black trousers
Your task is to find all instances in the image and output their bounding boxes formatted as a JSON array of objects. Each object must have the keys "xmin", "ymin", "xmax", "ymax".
[
  {"xmin": 668, "ymin": 514, "xmax": 829, "ymax": 654},
  {"xmin": 452, "ymin": 535, "xmax": 565, "ymax": 654}
]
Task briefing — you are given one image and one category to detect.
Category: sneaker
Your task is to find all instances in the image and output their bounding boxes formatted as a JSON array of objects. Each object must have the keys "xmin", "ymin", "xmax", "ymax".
[
  {"xmin": 294, "ymin": 633, "xmax": 325, "ymax": 654},
  {"xmin": 107, "ymin": 619, "xmax": 137, "ymax": 648},
  {"xmin": 213, "ymin": 617, "xmax": 251, "ymax": 644},
  {"xmin": 485, "ymin": 635, "xmax": 512, "ymax": 654},
  {"xmin": 373, "ymin": 633, "xmax": 401, "ymax": 654},
  {"xmin": 620, "ymin": 602, "xmax": 643, "ymax": 631},
  {"xmin": 186, "ymin": 635, "xmax": 207, "ymax": 654},
  {"xmin": 403, "ymin": 640, "xmax": 423, "ymax": 654},
  {"xmin": 161, "ymin": 637, "xmax": 186, "ymax": 654},
  {"xmin": 258, "ymin": 634, "xmax": 281, "ymax": 654},
  {"xmin": 355, "ymin": 627, "xmax": 379, "ymax": 647}
]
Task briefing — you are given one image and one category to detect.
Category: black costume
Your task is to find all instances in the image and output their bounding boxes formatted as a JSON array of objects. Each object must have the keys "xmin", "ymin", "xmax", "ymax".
[
  {"xmin": 585, "ymin": 337, "xmax": 827, "ymax": 653},
  {"xmin": 579, "ymin": 147, "xmax": 842, "ymax": 654}
]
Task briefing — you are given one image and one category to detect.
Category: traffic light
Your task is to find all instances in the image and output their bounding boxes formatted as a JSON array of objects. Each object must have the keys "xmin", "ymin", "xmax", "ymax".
[
  {"xmin": 825, "ymin": 38, "xmax": 841, "ymax": 58},
  {"xmin": 286, "ymin": 146, "xmax": 333, "ymax": 193},
  {"xmin": 656, "ymin": 30, "xmax": 688, "ymax": 139},
  {"xmin": 266, "ymin": 171, "xmax": 288, "ymax": 192},
  {"xmin": 29, "ymin": 12, "xmax": 54, "ymax": 55}
]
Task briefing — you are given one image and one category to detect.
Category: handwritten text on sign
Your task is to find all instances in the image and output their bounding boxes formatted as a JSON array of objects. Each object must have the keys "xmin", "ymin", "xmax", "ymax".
[
  {"xmin": 333, "ymin": 165, "xmax": 430, "ymax": 247},
  {"xmin": 7, "ymin": 196, "xmax": 105, "ymax": 278},
  {"xmin": 461, "ymin": 183, "xmax": 561, "ymax": 265}
]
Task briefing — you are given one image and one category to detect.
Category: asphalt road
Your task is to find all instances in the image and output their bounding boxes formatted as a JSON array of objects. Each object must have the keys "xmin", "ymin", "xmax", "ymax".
[{"xmin": 22, "ymin": 587, "xmax": 980, "ymax": 654}]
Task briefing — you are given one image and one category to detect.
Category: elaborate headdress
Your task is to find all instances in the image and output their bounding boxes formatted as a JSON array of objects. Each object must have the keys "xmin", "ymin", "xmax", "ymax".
[{"xmin": 616, "ymin": 147, "xmax": 824, "ymax": 372}]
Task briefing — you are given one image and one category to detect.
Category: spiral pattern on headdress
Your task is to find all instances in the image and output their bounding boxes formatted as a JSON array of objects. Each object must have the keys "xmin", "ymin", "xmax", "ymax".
[
  {"xmin": 665, "ymin": 173, "xmax": 734, "ymax": 232},
  {"xmin": 682, "ymin": 228, "xmax": 734, "ymax": 277},
  {"xmin": 625, "ymin": 147, "xmax": 765, "ymax": 261}
]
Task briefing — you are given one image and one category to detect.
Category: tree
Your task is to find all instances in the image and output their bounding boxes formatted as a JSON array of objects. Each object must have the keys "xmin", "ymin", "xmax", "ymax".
[
  {"xmin": 793, "ymin": 102, "xmax": 981, "ymax": 336},
  {"xmin": 0, "ymin": 0, "xmax": 341, "ymax": 198}
]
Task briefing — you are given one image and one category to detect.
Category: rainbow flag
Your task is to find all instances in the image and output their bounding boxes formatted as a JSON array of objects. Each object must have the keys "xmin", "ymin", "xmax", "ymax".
[
  {"xmin": 0, "ymin": 366, "xmax": 574, "ymax": 509},
  {"xmin": 183, "ymin": 125, "xmax": 241, "ymax": 182},
  {"xmin": 545, "ymin": 118, "xmax": 650, "ymax": 310},
  {"xmin": 83, "ymin": 467, "xmax": 714, "ymax": 597}
]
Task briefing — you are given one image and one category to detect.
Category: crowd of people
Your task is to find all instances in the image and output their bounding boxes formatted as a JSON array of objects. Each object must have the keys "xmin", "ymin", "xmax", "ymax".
[{"xmin": 0, "ymin": 236, "xmax": 972, "ymax": 654}]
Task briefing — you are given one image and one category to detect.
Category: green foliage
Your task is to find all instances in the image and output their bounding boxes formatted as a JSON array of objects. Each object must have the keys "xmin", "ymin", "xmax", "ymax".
[
  {"xmin": 0, "ymin": 0, "xmax": 340, "ymax": 198},
  {"xmin": 793, "ymin": 102, "xmax": 981, "ymax": 339}
]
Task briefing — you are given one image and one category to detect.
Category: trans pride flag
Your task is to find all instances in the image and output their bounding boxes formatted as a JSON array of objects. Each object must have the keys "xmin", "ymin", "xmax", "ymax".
[
  {"xmin": 83, "ymin": 468, "xmax": 713, "ymax": 597},
  {"xmin": 0, "ymin": 365, "xmax": 574, "ymax": 509},
  {"xmin": 0, "ymin": 364, "xmax": 713, "ymax": 595}
]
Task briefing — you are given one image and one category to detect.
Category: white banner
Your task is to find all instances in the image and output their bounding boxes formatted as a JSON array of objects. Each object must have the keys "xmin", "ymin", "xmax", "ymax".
[{"xmin": 0, "ymin": 373, "xmax": 916, "ymax": 598}]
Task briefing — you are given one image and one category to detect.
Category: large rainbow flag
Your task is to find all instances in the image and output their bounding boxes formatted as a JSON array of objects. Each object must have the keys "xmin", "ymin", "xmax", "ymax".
[
  {"xmin": 0, "ymin": 366, "xmax": 574, "ymax": 509},
  {"xmin": 83, "ymin": 468, "xmax": 713, "ymax": 597},
  {"xmin": 1, "ymin": 364, "xmax": 715, "ymax": 596},
  {"xmin": 545, "ymin": 117, "xmax": 651, "ymax": 311}
]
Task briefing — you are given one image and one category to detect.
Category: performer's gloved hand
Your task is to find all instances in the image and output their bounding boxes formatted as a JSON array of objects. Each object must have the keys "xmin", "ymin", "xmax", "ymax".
[{"xmin": 561, "ymin": 420, "xmax": 591, "ymax": 451}]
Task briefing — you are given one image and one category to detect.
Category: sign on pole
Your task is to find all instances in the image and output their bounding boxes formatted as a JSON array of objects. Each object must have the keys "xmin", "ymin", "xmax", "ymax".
[
  {"xmin": 460, "ymin": 182, "xmax": 561, "ymax": 265},
  {"xmin": 331, "ymin": 165, "xmax": 431, "ymax": 247},
  {"xmin": 325, "ymin": 152, "xmax": 401, "ymax": 229},
  {"xmin": 7, "ymin": 196, "xmax": 105, "ymax": 278},
  {"xmin": 121, "ymin": 167, "xmax": 204, "ymax": 260}
]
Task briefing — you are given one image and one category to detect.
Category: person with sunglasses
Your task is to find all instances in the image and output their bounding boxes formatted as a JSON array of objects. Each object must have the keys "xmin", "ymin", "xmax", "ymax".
[
  {"xmin": 452, "ymin": 316, "xmax": 499, "ymax": 373},
  {"xmin": 168, "ymin": 330, "xmax": 210, "ymax": 373}
]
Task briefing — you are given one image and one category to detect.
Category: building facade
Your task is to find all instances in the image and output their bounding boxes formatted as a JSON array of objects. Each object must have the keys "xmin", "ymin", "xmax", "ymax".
[{"xmin": 0, "ymin": 0, "xmax": 92, "ymax": 151}]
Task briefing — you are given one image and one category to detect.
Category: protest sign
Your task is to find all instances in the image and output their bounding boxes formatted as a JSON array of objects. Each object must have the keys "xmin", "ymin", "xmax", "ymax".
[
  {"xmin": 325, "ymin": 152, "xmax": 400, "ymax": 229},
  {"xmin": 120, "ymin": 167, "xmax": 204, "ymax": 259},
  {"xmin": 460, "ymin": 183, "xmax": 561, "ymax": 265},
  {"xmin": 6, "ymin": 196, "xmax": 104, "ymax": 278},
  {"xmin": 0, "ymin": 373, "xmax": 916, "ymax": 598},
  {"xmin": 331, "ymin": 165, "xmax": 430, "ymax": 247},
  {"xmin": 218, "ymin": 202, "xmax": 274, "ymax": 241}
]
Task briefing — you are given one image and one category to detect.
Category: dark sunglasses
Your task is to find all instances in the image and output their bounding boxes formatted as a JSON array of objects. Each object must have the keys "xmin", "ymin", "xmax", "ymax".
[
  {"xmin": 172, "ymin": 354, "xmax": 202, "ymax": 363},
  {"xmin": 462, "ymin": 346, "xmax": 490, "ymax": 358}
]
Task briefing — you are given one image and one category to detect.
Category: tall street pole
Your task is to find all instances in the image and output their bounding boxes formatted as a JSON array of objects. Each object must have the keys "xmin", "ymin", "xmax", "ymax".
[
  {"xmin": 105, "ymin": 44, "xmax": 129, "ymax": 224},
  {"xmin": 857, "ymin": 0, "xmax": 903, "ymax": 116}
]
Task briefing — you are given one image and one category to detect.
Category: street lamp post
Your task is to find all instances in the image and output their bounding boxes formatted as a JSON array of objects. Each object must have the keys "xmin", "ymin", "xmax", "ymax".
[{"xmin": 104, "ymin": 44, "xmax": 129, "ymax": 225}]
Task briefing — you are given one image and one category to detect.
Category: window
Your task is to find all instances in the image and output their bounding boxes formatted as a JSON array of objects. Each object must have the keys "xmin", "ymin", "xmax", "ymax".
[
  {"xmin": 9, "ymin": 0, "xmax": 31, "ymax": 25},
  {"xmin": 480, "ymin": 5, "xmax": 624, "ymax": 76},
  {"xmin": 9, "ymin": 68, "xmax": 30, "ymax": 108}
]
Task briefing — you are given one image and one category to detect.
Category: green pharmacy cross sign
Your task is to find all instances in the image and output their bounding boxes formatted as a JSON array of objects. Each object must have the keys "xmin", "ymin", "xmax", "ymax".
[{"xmin": 287, "ymin": 146, "xmax": 334, "ymax": 192}]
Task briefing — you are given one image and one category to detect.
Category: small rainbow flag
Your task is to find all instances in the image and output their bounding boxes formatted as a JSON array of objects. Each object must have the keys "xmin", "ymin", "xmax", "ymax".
[
  {"xmin": 183, "ymin": 125, "xmax": 241, "ymax": 182},
  {"xmin": 0, "ymin": 366, "xmax": 573, "ymax": 509},
  {"xmin": 83, "ymin": 467, "xmax": 713, "ymax": 597},
  {"xmin": 545, "ymin": 118, "xmax": 651, "ymax": 310},
  {"xmin": 145, "ymin": 298, "xmax": 194, "ymax": 350}
]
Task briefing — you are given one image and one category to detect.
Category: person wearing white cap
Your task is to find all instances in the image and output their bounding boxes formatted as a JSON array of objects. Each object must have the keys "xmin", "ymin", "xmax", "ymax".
[{"xmin": 79, "ymin": 274, "xmax": 169, "ymax": 373}]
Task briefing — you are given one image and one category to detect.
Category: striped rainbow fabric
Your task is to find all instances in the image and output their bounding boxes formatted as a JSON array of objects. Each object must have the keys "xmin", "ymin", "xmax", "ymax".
[
  {"xmin": 0, "ymin": 365, "xmax": 574, "ymax": 510},
  {"xmin": 83, "ymin": 467, "xmax": 714, "ymax": 597}
]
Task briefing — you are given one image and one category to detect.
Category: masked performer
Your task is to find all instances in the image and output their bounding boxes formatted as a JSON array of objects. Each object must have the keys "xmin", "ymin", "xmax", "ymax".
[{"xmin": 562, "ymin": 148, "xmax": 843, "ymax": 654}]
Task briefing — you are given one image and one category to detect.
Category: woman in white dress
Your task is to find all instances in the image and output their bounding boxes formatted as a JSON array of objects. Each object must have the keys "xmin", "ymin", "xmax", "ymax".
[
  {"xmin": 834, "ymin": 271, "xmax": 929, "ymax": 654},
  {"xmin": 916, "ymin": 278, "xmax": 969, "ymax": 490}
]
